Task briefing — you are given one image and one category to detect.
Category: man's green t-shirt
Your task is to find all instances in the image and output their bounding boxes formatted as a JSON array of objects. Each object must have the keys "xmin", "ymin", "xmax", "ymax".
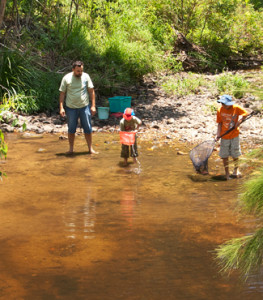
[{"xmin": 59, "ymin": 72, "xmax": 94, "ymax": 108}]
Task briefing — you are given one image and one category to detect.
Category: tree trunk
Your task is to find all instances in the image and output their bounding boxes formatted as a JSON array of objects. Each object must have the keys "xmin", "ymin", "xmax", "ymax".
[{"xmin": 0, "ymin": 0, "xmax": 7, "ymax": 28}]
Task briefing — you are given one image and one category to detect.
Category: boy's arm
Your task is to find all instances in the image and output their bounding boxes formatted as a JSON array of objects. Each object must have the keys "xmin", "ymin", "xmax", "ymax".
[
  {"xmin": 135, "ymin": 117, "xmax": 142, "ymax": 131},
  {"xmin": 120, "ymin": 119, "xmax": 125, "ymax": 131},
  {"xmin": 216, "ymin": 123, "xmax": 222, "ymax": 140},
  {"xmin": 235, "ymin": 109, "xmax": 249, "ymax": 128}
]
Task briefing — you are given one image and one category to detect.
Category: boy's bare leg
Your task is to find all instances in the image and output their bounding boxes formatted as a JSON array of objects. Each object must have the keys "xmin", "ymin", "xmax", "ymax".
[
  {"xmin": 68, "ymin": 133, "xmax": 75, "ymax": 154},
  {"xmin": 133, "ymin": 157, "xmax": 137, "ymax": 164},
  {"xmin": 232, "ymin": 158, "xmax": 241, "ymax": 178},
  {"xmin": 124, "ymin": 158, "xmax": 128, "ymax": 166},
  {"xmin": 84, "ymin": 133, "xmax": 98, "ymax": 154},
  {"xmin": 223, "ymin": 157, "xmax": 230, "ymax": 180}
]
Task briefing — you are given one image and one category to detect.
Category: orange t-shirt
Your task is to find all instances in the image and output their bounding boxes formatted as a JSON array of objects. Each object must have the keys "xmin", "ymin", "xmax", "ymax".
[{"xmin": 217, "ymin": 104, "xmax": 248, "ymax": 139}]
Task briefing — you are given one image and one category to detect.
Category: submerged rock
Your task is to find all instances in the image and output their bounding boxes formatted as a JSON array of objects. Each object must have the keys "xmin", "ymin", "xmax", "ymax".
[{"xmin": 21, "ymin": 132, "xmax": 43, "ymax": 139}]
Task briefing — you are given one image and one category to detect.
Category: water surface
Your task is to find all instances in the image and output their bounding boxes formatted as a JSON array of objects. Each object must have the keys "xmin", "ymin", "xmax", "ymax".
[{"xmin": 0, "ymin": 133, "xmax": 262, "ymax": 300}]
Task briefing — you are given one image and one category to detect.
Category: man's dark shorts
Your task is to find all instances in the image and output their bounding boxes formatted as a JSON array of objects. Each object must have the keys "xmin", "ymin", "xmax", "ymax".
[{"xmin": 66, "ymin": 105, "xmax": 92, "ymax": 134}]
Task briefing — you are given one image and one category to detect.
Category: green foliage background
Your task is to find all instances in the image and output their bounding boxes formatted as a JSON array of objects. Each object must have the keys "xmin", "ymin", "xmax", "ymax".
[{"xmin": 0, "ymin": 0, "xmax": 262, "ymax": 113}]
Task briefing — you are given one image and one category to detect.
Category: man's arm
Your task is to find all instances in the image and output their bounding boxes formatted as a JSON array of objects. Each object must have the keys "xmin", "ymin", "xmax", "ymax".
[
  {"xmin": 59, "ymin": 91, "xmax": 66, "ymax": 117},
  {"xmin": 88, "ymin": 88, "xmax": 96, "ymax": 116}
]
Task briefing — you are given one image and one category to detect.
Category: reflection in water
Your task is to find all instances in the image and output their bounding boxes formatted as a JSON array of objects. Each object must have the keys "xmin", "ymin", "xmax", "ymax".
[
  {"xmin": 132, "ymin": 144, "xmax": 142, "ymax": 175},
  {"xmin": 62, "ymin": 188, "xmax": 96, "ymax": 239},
  {"xmin": 121, "ymin": 188, "xmax": 136, "ymax": 231}
]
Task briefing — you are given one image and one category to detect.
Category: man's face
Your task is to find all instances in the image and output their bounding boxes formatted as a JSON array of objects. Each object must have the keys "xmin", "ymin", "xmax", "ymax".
[{"xmin": 72, "ymin": 65, "xmax": 83, "ymax": 77}]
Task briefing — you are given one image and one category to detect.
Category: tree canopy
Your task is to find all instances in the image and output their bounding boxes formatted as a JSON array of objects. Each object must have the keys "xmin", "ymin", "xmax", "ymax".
[{"xmin": 0, "ymin": 0, "xmax": 262, "ymax": 112}]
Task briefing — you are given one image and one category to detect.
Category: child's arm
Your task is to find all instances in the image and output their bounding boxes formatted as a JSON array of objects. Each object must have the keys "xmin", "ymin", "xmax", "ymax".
[
  {"xmin": 216, "ymin": 123, "xmax": 222, "ymax": 140},
  {"xmin": 120, "ymin": 119, "xmax": 125, "ymax": 131},
  {"xmin": 235, "ymin": 113, "xmax": 249, "ymax": 129},
  {"xmin": 134, "ymin": 117, "xmax": 142, "ymax": 131}
]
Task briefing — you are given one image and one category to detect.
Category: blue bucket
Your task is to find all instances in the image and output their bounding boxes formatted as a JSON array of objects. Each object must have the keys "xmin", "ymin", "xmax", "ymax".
[{"xmin": 98, "ymin": 107, "xmax": 110, "ymax": 120}]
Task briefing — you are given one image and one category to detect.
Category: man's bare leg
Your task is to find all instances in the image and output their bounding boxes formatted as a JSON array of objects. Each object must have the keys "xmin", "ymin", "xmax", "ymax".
[
  {"xmin": 68, "ymin": 132, "xmax": 75, "ymax": 154},
  {"xmin": 223, "ymin": 157, "xmax": 230, "ymax": 180},
  {"xmin": 84, "ymin": 133, "xmax": 98, "ymax": 154}
]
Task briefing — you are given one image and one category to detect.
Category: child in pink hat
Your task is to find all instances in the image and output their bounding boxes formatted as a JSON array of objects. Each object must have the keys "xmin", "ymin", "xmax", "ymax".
[{"xmin": 120, "ymin": 108, "xmax": 142, "ymax": 166}]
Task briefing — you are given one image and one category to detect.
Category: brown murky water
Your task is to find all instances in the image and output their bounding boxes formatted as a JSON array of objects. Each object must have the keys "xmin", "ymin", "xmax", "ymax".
[{"xmin": 1, "ymin": 133, "xmax": 262, "ymax": 300}]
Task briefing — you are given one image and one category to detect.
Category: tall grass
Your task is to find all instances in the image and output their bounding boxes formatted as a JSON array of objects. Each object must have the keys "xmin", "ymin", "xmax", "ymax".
[
  {"xmin": 216, "ymin": 229, "xmax": 263, "ymax": 278},
  {"xmin": 216, "ymin": 168, "xmax": 263, "ymax": 279},
  {"xmin": 239, "ymin": 168, "xmax": 263, "ymax": 216},
  {"xmin": 161, "ymin": 73, "xmax": 206, "ymax": 96},
  {"xmin": 0, "ymin": 130, "xmax": 7, "ymax": 179},
  {"xmin": 0, "ymin": 49, "xmax": 60, "ymax": 113},
  {"xmin": 215, "ymin": 73, "xmax": 249, "ymax": 98}
]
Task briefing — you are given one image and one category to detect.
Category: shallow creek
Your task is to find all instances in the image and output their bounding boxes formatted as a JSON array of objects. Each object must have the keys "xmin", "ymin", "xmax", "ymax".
[{"xmin": 0, "ymin": 133, "xmax": 262, "ymax": 300}]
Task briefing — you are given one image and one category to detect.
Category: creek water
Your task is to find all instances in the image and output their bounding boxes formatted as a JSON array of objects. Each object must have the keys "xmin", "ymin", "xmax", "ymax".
[{"xmin": 0, "ymin": 133, "xmax": 262, "ymax": 300}]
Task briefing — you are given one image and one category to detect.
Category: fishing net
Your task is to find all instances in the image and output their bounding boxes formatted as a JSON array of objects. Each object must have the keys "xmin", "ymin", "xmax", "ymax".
[
  {"xmin": 189, "ymin": 140, "xmax": 216, "ymax": 173},
  {"xmin": 119, "ymin": 131, "xmax": 136, "ymax": 145}
]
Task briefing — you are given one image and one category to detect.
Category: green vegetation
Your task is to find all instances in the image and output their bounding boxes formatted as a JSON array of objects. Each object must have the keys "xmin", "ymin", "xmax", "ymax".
[
  {"xmin": 246, "ymin": 148, "xmax": 263, "ymax": 160},
  {"xmin": 215, "ymin": 73, "xmax": 249, "ymax": 98},
  {"xmin": 216, "ymin": 162, "xmax": 263, "ymax": 279},
  {"xmin": 160, "ymin": 72, "xmax": 250, "ymax": 98},
  {"xmin": 216, "ymin": 227, "xmax": 263, "ymax": 278},
  {"xmin": 0, "ymin": 0, "xmax": 262, "ymax": 113},
  {"xmin": 240, "ymin": 169, "xmax": 263, "ymax": 215},
  {"xmin": 160, "ymin": 73, "xmax": 205, "ymax": 96},
  {"xmin": 0, "ymin": 130, "xmax": 7, "ymax": 179},
  {"xmin": 205, "ymin": 102, "xmax": 218, "ymax": 114}
]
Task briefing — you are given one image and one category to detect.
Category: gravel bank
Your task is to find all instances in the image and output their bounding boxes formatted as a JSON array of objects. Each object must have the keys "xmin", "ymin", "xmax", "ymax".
[{"xmin": 0, "ymin": 72, "xmax": 262, "ymax": 148}]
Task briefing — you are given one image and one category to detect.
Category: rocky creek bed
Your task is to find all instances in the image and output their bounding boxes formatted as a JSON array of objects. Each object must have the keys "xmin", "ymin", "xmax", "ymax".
[{"xmin": 0, "ymin": 71, "xmax": 262, "ymax": 150}]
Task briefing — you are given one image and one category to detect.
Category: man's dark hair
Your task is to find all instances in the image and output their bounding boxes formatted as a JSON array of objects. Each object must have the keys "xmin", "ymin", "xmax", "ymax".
[{"xmin": 72, "ymin": 61, "xmax": 84, "ymax": 69}]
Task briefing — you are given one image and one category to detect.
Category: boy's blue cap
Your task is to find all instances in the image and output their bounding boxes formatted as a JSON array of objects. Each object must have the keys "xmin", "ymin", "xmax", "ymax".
[{"xmin": 217, "ymin": 95, "xmax": 235, "ymax": 106}]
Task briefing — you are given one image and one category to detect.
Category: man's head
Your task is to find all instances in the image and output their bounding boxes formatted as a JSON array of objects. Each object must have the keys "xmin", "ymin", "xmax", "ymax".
[
  {"xmin": 217, "ymin": 95, "xmax": 235, "ymax": 109},
  {"xmin": 72, "ymin": 61, "xmax": 84, "ymax": 77}
]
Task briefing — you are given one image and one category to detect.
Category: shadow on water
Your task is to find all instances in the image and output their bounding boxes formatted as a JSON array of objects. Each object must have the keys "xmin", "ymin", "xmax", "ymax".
[
  {"xmin": 188, "ymin": 174, "xmax": 227, "ymax": 182},
  {"xmin": 56, "ymin": 151, "xmax": 91, "ymax": 157},
  {"xmin": 1, "ymin": 132, "xmax": 263, "ymax": 300}
]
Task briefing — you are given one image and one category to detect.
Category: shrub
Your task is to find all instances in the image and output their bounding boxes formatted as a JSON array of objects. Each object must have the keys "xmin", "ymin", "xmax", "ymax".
[
  {"xmin": 161, "ymin": 73, "xmax": 206, "ymax": 96},
  {"xmin": 215, "ymin": 73, "xmax": 249, "ymax": 98}
]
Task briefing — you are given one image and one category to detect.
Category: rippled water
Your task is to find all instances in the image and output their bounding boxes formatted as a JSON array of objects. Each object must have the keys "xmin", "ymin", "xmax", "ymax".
[{"xmin": 0, "ymin": 133, "xmax": 262, "ymax": 299}]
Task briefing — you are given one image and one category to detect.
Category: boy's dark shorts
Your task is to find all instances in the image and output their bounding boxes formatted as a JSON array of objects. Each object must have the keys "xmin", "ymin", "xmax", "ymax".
[{"xmin": 121, "ymin": 140, "xmax": 138, "ymax": 158}]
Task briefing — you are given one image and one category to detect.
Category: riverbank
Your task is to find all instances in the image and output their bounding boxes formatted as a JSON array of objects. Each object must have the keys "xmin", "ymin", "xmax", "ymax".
[{"xmin": 0, "ymin": 71, "xmax": 262, "ymax": 149}]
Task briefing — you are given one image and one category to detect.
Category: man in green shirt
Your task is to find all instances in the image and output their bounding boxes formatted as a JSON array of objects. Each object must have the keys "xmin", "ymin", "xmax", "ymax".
[{"xmin": 59, "ymin": 61, "xmax": 97, "ymax": 154}]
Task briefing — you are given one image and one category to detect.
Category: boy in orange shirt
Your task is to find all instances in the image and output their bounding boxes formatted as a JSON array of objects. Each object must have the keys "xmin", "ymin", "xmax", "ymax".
[{"xmin": 216, "ymin": 95, "xmax": 248, "ymax": 180}]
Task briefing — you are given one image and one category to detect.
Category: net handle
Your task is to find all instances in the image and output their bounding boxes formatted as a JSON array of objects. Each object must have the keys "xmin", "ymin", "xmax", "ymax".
[{"xmin": 218, "ymin": 111, "xmax": 257, "ymax": 139}]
